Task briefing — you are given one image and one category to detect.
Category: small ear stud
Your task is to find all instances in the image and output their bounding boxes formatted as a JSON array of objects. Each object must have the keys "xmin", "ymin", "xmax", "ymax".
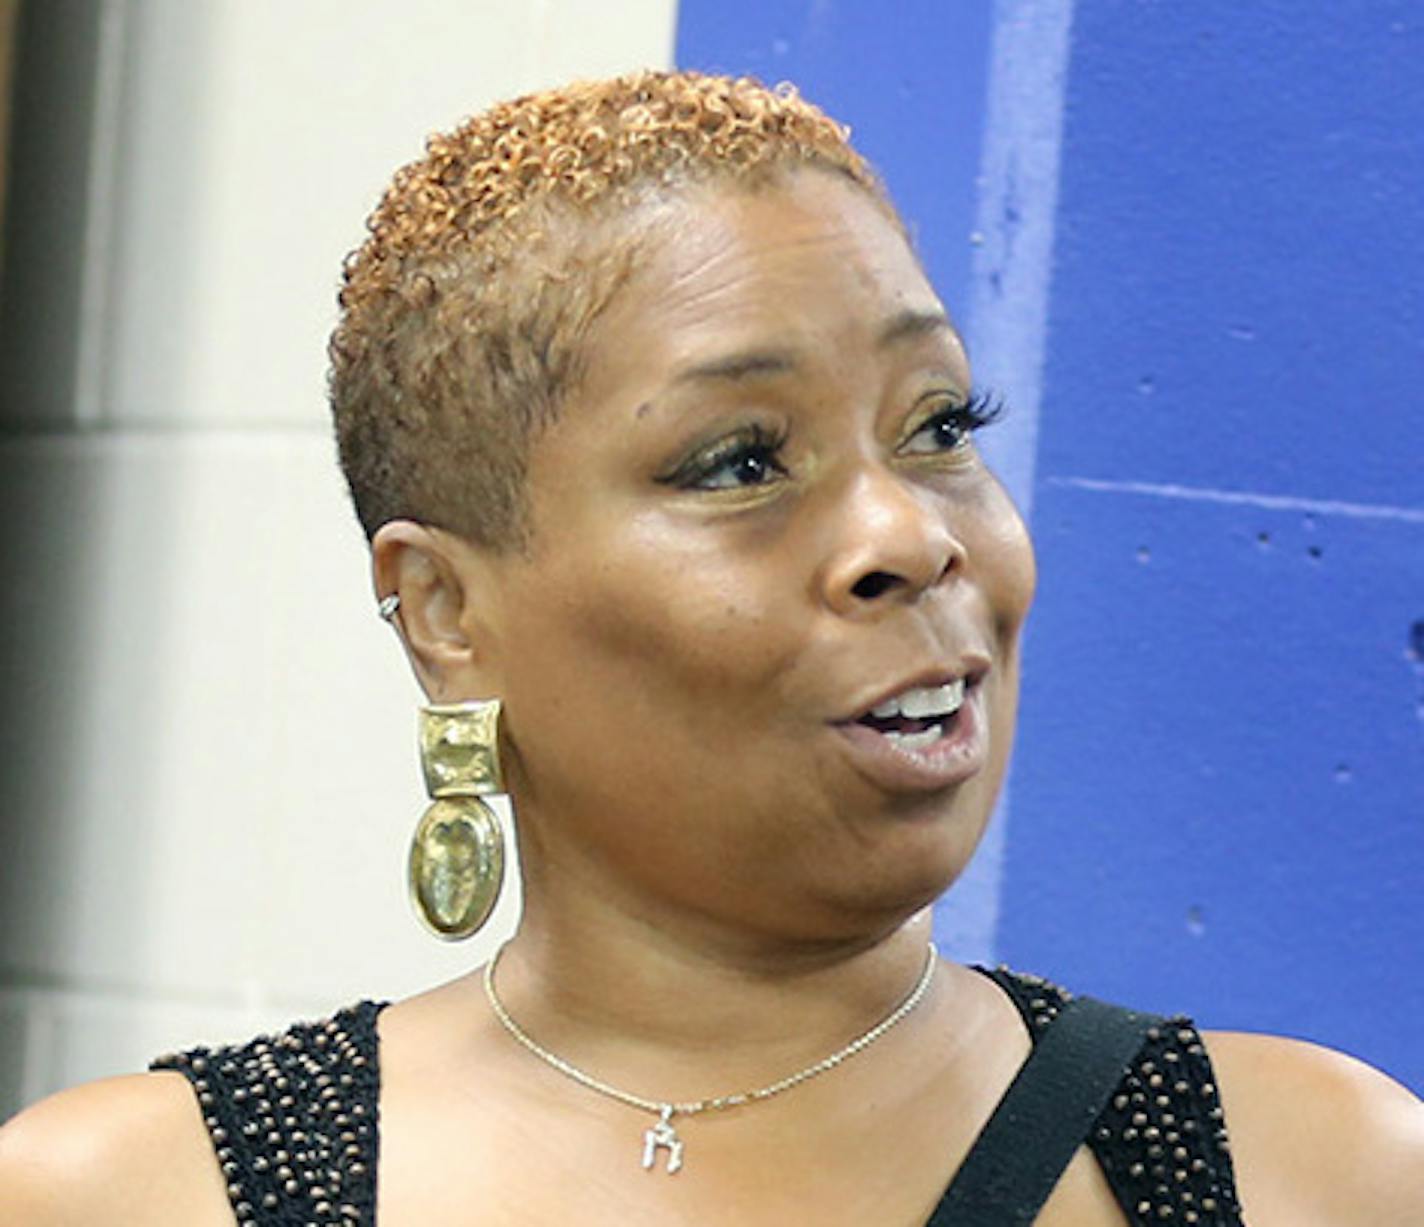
[{"xmin": 377, "ymin": 593, "xmax": 401, "ymax": 622}]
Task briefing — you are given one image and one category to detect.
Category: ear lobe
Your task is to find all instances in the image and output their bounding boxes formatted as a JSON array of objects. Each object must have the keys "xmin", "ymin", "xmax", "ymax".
[{"xmin": 370, "ymin": 521, "xmax": 496, "ymax": 701}]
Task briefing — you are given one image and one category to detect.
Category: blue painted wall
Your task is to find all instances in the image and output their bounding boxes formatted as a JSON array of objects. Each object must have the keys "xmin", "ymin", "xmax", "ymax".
[
  {"xmin": 677, "ymin": 1, "xmax": 1424, "ymax": 1093},
  {"xmin": 998, "ymin": 1, "xmax": 1424, "ymax": 1094}
]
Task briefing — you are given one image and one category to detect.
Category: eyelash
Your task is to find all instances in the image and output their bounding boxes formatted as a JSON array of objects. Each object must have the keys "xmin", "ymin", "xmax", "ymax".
[
  {"xmin": 661, "ymin": 390, "xmax": 1007, "ymax": 491},
  {"xmin": 660, "ymin": 423, "xmax": 790, "ymax": 491},
  {"xmin": 906, "ymin": 389, "xmax": 1006, "ymax": 453}
]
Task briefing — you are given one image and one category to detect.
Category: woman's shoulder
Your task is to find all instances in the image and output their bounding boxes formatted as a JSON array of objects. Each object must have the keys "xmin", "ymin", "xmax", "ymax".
[
  {"xmin": 1201, "ymin": 1029, "xmax": 1424, "ymax": 1226},
  {"xmin": 989, "ymin": 965, "xmax": 1424, "ymax": 1224},
  {"xmin": 0, "ymin": 1000, "xmax": 387, "ymax": 1227},
  {"xmin": 0, "ymin": 1070, "xmax": 230, "ymax": 1226}
]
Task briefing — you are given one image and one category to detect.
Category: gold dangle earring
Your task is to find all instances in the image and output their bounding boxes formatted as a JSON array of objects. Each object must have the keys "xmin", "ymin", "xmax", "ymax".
[{"xmin": 408, "ymin": 699, "xmax": 506, "ymax": 940}]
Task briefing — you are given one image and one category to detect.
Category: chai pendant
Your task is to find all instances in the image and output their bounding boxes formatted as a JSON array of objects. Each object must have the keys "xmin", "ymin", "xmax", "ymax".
[{"xmin": 641, "ymin": 1105, "xmax": 684, "ymax": 1174}]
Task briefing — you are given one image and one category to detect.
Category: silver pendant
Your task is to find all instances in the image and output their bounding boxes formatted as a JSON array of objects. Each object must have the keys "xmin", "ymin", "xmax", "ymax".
[{"xmin": 641, "ymin": 1105, "xmax": 684, "ymax": 1174}]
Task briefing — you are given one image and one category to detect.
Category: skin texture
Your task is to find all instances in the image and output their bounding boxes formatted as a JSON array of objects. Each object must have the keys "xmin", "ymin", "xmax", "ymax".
[{"xmin": 2, "ymin": 173, "xmax": 1421, "ymax": 1226}]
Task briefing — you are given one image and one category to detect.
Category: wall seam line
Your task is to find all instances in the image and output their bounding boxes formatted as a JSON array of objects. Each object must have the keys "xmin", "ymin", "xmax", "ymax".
[{"xmin": 1049, "ymin": 476, "xmax": 1424, "ymax": 525}]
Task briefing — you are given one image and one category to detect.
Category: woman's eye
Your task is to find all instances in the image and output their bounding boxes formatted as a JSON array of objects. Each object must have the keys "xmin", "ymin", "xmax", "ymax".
[
  {"xmin": 703, "ymin": 445, "xmax": 782, "ymax": 489},
  {"xmin": 662, "ymin": 427, "xmax": 789, "ymax": 491},
  {"xmin": 901, "ymin": 391, "xmax": 1005, "ymax": 456},
  {"xmin": 906, "ymin": 411, "xmax": 972, "ymax": 454}
]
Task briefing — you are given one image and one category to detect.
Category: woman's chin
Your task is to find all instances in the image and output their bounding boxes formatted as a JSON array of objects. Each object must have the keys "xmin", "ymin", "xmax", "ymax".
[{"xmin": 794, "ymin": 832, "xmax": 983, "ymax": 944}]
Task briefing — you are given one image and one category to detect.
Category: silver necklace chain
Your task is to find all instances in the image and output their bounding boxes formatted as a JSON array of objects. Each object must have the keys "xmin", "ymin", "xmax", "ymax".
[{"xmin": 482, "ymin": 940, "xmax": 938, "ymax": 1174}]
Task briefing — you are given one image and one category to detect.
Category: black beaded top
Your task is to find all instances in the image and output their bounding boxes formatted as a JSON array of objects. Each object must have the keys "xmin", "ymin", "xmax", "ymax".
[
  {"xmin": 152, "ymin": 1002, "xmax": 382, "ymax": 1227},
  {"xmin": 152, "ymin": 971, "xmax": 1242, "ymax": 1226},
  {"xmin": 974, "ymin": 967, "xmax": 1244, "ymax": 1225}
]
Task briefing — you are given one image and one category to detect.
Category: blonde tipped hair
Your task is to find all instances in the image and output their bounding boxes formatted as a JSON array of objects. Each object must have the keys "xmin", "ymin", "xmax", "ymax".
[{"xmin": 329, "ymin": 70, "xmax": 886, "ymax": 549}]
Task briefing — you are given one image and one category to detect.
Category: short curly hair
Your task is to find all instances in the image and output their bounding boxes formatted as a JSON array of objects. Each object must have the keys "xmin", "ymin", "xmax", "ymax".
[{"xmin": 329, "ymin": 69, "xmax": 885, "ymax": 549}]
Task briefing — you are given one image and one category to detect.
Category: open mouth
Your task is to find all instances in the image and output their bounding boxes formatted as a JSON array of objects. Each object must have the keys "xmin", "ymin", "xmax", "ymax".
[
  {"xmin": 853, "ymin": 677, "xmax": 967, "ymax": 752},
  {"xmin": 833, "ymin": 671, "xmax": 988, "ymax": 792}
]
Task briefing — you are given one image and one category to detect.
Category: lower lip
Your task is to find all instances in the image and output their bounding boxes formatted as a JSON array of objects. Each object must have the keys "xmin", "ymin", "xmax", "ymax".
[{"xmin": 831, "ymin": 688, "xmax": 987, "ymax": 794}]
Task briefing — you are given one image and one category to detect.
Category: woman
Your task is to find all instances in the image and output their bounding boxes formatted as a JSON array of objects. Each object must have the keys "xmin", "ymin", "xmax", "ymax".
[{"xmin": 1, "ymin": 70, "xmax": 1420, "ymax": 1226}]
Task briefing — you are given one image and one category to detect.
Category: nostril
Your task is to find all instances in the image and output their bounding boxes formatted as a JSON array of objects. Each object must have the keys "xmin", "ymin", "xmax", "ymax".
[{"xmin": 851, "ymin": 571, "xmax": 900, "ymax": 600}]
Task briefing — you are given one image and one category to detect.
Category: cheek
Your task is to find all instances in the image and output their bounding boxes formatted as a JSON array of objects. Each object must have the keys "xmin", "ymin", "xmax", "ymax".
[
  {"xmin": 971, "ymin": 480, "xmax": 1037, "ymax": 636},
  {"xmin": 494, "ymin": 538, "xmax": 814, "ymax": 838},
  {"xmin": 498, "ymin": 528, "xmax": 805, "ymax": 736}
]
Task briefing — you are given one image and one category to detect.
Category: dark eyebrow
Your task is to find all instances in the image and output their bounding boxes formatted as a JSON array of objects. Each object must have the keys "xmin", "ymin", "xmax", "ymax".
[
  {"xmin": 877, "ymin": 308, "xmax": 954, "ymax": 348},
  {"xmin": 671, "ymin": 349, "xmax": 798, "ymax": 386},
  {"xmin": 664, "ymin": 309, "xmax": 952, "ymax": 391}
]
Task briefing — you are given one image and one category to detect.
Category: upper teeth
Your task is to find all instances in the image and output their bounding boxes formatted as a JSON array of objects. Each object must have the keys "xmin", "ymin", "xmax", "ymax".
[{"xmin": 871, "ymin": 679, "xmax": 965, "ymax": 720}]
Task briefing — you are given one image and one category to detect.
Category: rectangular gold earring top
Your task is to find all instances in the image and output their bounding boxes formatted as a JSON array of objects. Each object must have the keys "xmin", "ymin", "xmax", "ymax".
[{"xmin": 419, "ymin": 699, "xmax": 503, "ymax": 797}]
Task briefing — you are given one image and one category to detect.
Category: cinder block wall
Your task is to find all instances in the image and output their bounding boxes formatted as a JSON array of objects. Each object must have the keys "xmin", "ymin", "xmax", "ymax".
[
  {"xmin": 0, "ymin": 0, "xmax": 676, "ymax": 1119},
  {"xmin": 996, "ymin": 0, "xmax": 1424, "ymax": 1094}
]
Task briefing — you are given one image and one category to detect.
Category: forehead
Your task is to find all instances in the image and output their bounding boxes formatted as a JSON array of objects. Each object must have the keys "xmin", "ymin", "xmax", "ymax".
[{"xmin": 581, "ymin": 171, "xmax": 959, "ymax": 395}]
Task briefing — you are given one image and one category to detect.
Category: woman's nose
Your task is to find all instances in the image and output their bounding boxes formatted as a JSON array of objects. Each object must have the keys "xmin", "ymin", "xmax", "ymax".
[{"xmin": 819, "ymin": 466, "xmax": 965, "ymax": 617}]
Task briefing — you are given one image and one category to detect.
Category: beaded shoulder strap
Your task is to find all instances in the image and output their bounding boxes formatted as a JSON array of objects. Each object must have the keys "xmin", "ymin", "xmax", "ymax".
[
  {"xmin": 152, "ymin": 1000, "xmax": 385, "ymax": 1227},
  {"xmin": 964, "ymin": 968, "xmax": 1244, "ymax": 1227},
  {"xmin": 928, "ymin": 985, "xmax": 1159, "ymax": 1225}
]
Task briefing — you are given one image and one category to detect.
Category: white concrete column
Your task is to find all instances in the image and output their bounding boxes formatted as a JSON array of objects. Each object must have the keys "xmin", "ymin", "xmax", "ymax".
[{"xmin": 0, "ymin": 0, "xmax": 677, "ymax": 1119}]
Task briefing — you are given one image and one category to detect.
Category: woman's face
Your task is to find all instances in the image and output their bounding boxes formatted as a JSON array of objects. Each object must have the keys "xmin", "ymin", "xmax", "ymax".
[{"xmin": 476, "ymin": 170, "xmax": 1035, "ymax": 944}]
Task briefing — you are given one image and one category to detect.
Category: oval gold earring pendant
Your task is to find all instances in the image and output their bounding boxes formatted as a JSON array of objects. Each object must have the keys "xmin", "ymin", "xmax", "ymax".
[{"xmin": 408, "ymin": 795, "xmax": 504, "ymax": 940}]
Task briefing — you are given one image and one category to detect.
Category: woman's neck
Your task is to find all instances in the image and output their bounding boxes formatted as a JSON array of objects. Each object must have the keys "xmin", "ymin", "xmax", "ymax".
[{"xmin": 487, "ymin": 875, "xmax": 942, "ymax": 1108}]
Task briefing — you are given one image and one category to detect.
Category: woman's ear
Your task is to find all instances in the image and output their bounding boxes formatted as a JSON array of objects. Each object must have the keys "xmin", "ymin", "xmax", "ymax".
[{"xmin": 370, "ymin": 520, "xmax": 503, "ymax": 702}]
